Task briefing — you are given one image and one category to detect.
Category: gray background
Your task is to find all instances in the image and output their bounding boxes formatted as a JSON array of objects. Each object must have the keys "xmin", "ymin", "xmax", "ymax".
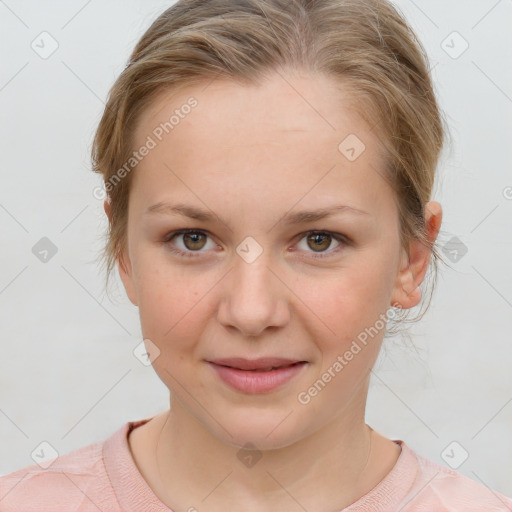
[{"xmin": 1, "ymin": 0, "xmax": 511, "ymax": 499}]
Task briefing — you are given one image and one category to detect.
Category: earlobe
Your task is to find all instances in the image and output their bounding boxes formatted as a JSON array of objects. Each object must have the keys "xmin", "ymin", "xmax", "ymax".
[
  {"xmin": 391, "ymin": 246, "xmax": 423, "ymax": 309},
  {"xmin": 390, "ymin": 201, "xmax": 442, "ymax": 310},
  {"xmin": 103, "ymin": 198, "xmax": 112, "ymax": 222},
  {"xmin": 117, "ymin": 250, "xmax": 139, "ymax": 307},
  {"xmin": 104, "ymin": 198, "xmax": 138, "ymax": 307}
]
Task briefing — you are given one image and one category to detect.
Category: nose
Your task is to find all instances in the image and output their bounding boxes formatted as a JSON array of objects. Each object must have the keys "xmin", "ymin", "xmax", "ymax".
[{"xmin": 217, "ymin": 252, "xmax": 290, "ymax": 338}]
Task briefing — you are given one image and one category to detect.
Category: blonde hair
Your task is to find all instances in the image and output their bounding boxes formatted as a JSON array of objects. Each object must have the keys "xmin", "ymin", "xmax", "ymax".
[{"xmin": 91, "ymin": 0, "xmax": 450, "ymax": 336}]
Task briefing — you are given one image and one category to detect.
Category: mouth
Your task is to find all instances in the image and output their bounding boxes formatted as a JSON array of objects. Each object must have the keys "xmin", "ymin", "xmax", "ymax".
[
  {"xmin": 207, "ymin": 357, "xmax": 308, "ymax": 371},
  {"xmin": 206, "ymin": 357, "xmax": 308, "ymax": 394}
]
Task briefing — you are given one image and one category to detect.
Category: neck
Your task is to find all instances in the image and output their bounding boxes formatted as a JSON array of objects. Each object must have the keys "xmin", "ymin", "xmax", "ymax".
[{"xmin": 147, "ymin": 400, "xmax": 386, "ymax": 512}]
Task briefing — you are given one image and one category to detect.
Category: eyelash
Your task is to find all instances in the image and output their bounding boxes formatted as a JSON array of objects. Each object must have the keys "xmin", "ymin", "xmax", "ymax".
[{"xmin": 162, "ymin": 229, "xmax": 350, "ymax": 260}]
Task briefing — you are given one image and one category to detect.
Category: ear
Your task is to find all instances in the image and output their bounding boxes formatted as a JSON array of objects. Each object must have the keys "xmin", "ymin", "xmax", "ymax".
[
  {"xmin": 103, "ymin": 198, "xmax": 112, "ymax": 222},
  {"xmin": 103, "ymin": 198, "xmax": 139, "ymax": 307},
  {"xmin": 390, "ymin": 201, "xmax": 442, "ymax": 309}
]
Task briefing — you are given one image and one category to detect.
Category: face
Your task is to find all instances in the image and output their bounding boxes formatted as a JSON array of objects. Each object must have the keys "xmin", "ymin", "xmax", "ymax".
[{"xmin": 108, "ymin": 71, "xmax": 439, "ymax": 450}]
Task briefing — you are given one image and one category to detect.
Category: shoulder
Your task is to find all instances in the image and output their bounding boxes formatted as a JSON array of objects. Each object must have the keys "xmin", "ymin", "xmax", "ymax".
[
  {"xmin": 0, "ymin": 436, "xmax": 119, "ymax": 512},
  {"xmin": 402, "ymin": 443, "xmax": 512, "ymax": 511}
]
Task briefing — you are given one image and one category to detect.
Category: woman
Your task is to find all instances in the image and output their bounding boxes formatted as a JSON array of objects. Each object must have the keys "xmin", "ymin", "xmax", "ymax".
[{"xmin": 1, "ymin": 1, "xmax": 510, "ymax": 510}]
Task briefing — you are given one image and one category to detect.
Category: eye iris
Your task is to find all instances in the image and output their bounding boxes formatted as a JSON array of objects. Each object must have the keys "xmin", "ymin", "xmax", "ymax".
[
  {"xmin": 307, "ymin": 233, "xmax": 331, "ymax": 252},
  {"xmin": 184, "ymin": 232, "xmax": 206, "ymax": 250},
  {"xmin": 177, "ymin": 231, "xmax": 337, "ymax": 254}
]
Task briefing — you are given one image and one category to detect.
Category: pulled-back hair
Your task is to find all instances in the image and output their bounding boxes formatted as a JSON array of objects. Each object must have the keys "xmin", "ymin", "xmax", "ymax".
[{"xmin": 91, "ymin": 0, "xmax": 450, "ymax": 336}]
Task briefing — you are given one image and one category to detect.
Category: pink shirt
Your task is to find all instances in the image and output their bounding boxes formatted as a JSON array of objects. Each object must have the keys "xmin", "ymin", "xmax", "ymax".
[{"xmin": 1, "ymin": 416, "xmax": 511, "ymax": 511}]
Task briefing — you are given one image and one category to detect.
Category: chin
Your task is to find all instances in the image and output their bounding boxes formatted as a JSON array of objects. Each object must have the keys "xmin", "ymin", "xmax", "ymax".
[{"xmin": 209, "ymin": 408, "xmax": 309, "ymax": 451}]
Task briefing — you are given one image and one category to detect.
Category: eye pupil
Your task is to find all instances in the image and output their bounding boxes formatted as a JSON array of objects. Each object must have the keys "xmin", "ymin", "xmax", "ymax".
[
  {"xmin": 168, "ymin": 230, "xmax": 343, "ymax": 259},
  {"xmin": 184, "ymin": 232, "xmax": 206, "ymax": 250},
  {"xmin": 307, "ymin": 233, "xmax": 331, "ymax": 252}
]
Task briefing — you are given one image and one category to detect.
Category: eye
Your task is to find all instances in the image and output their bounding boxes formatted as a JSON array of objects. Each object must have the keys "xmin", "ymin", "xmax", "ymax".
[
  {"xmin": 163, "ymin": 229, "xmax": 217, "ymax": 258},
  {"xmin": 294, "ymin": 230, "xmax": 348, "ymax": 259},
  {"xmin": 163, "ymin": 229, "xmax": 349, "ymax": 260}
]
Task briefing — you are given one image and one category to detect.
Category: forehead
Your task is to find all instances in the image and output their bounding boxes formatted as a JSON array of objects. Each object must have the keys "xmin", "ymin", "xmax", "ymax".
[
  {"xmin": 129, "ymin": 73, "xmax": 393, "ymax": 218},
  {"xmin": 134, "ymin": 73, "xmax": 378, "ymax": 147}
]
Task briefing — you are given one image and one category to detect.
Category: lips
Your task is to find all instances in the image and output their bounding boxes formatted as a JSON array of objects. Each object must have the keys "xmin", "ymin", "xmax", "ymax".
[
  {"xmin": 207, "ymin": 358, "xmax": 308, "ymax": 393},
  {"xmin": 207, "ymin": 357, "xmax": 306, "ymax": 371}
]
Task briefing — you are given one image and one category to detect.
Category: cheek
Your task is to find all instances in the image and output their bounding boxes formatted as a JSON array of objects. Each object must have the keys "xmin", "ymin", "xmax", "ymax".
[
  {"xmin": 300, "ymin": 254, "xmax": 395, "ymax": 359},
  {"xmin": 301, "ymin": 273, "xmax": 386, "ymax": 407},
  {"xmin": 304, "ymin": 267, "xmax": 387, "ymax": 331},
  {"xmin": 134, "ymin": 257, "xmax": 216, "ymax": 354}
]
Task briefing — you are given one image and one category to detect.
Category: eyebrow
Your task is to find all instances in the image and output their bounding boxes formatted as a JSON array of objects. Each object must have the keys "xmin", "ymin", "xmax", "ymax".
[{"xmin": 145, "ymin": 201, "xmax": 369, "ymax": 225}]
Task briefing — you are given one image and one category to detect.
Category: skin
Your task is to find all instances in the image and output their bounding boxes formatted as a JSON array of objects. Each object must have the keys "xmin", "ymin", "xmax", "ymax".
[{"xmin": 103, "ymin": 70, "xmax": 442, "ymax": 512}]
